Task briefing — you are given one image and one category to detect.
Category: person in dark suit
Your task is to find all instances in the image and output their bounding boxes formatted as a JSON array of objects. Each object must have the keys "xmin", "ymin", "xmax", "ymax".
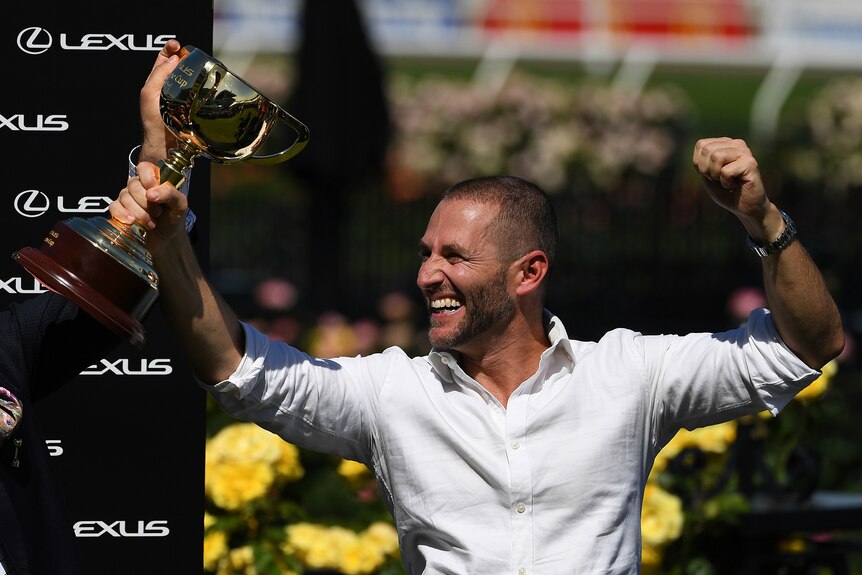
[{"xmin": 0, "ymin": 292, "xmax": 118, "ymax": 575}]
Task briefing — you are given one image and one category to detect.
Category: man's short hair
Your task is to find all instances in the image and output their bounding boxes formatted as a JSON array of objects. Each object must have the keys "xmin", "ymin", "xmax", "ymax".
[{"xmin": 442, "ymin": 175, "xmax": 559, "ymax": 270}]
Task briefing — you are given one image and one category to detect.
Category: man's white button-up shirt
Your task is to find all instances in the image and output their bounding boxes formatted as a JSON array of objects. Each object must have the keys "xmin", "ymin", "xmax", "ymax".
[{"xmin": 208, "ymin": 308, "xmax": 818, "ymax": 574}]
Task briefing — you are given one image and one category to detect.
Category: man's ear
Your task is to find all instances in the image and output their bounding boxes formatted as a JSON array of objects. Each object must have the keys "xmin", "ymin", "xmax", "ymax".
[{"xmin": 514, "ymin": 250, "xmax": 549, "ymax": 296}]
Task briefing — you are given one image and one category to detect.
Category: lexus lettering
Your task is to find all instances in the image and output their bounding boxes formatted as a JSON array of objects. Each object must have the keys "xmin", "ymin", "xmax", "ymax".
[
  {"xmin": 80, "ymin": 358, "xmax": 173, "ymax": 376},
  {"xmin": 0, "ymin": 114, "xmax": 68, "ymax": 132},
  {"xmin": 18, "ymin": 27, "xmax": 174, "ymax": 54},
  {"xmin": 74, "ymin": 520, "xmax": 170, "ymax": 538},
  {"xmin": 0, "ymin": 276, "xmax": 47, "ymax": 295},
  {"xmin": 14, "ymin": 189, "xmax": 111, "ymax": 218}
]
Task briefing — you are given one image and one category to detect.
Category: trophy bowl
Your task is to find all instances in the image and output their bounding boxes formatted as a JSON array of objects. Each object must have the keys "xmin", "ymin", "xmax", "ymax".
[
  {"xmin": 13, "ymin": 45, "xmax": 309, "ymax": 348},
  {"xmin": 158, "ymin": 45, "xmax": 310, "ymax": 186}
]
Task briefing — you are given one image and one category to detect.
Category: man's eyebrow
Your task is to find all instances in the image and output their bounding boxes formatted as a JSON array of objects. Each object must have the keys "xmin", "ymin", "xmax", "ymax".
[{"xmin": 418, "ymin": 240, "xmax": 468, "ymax": 254}]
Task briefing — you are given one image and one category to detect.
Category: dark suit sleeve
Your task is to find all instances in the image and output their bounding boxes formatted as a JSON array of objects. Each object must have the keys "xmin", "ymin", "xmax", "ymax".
[{"xmin": 5, "ymin": 292, "xmax": 121, "ymax": 402}]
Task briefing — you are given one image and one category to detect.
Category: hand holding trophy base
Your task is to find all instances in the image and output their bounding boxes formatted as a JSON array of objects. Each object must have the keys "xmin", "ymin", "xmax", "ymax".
[{"xmin": 13, "ymin": 45, "xmax": 309, "ymax": 348}]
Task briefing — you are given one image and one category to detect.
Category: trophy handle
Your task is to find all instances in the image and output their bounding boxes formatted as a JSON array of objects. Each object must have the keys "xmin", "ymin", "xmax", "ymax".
[{"xmin": 244, "ymin": 107, "xmax": 310, "ymax": 166}]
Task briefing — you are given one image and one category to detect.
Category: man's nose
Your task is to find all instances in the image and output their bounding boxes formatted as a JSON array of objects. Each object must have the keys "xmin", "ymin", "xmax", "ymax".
[{"xmin": 417, "ymin": 257, "xmax": 444, "ymax": 289}]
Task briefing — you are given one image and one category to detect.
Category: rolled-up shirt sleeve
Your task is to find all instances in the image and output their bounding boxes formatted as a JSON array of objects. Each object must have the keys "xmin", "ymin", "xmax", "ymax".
[
  {"xmin": 206, "ymin": 322, "xmax": 391, "ymax": 463},
  {"xmin": 643, "ymin": 307, "xmax": 820, "ymax": 445}
]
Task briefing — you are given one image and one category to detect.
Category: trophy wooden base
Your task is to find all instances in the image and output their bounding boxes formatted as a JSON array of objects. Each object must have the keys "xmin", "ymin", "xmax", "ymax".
[{"xmin": 12, "ymin": 219, "xmax": 159, "ymax": 349}]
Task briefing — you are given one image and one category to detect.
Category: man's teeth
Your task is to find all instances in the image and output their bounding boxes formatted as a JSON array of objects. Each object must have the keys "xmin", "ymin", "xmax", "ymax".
[{"xmin": 431, "ymin": 298, "xmax": 462, "ymax": 310}]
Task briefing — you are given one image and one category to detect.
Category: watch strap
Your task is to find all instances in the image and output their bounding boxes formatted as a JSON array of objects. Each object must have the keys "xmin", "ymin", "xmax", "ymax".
[{"xmin": 746, "ymin": 210, "xmax": 796, "ymax": 257}]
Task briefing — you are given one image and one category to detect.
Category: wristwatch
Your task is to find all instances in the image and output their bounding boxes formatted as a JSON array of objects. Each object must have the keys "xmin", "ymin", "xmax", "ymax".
[{"xmin": 746, "ymin": 210, "xmax": 796, "ymax": 257}]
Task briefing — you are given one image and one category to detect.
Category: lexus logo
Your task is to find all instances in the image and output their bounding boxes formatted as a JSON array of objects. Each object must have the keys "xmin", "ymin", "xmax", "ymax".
[
  {"xmin": 17, "ymin": 27, "xmax": 173, "ymax": 54},
  {"xmin": 17, "ymin": 27, "xmax": 52, "ymax": 55},
  {"xmin": 14, "ymin": 190, "xmax": 49, "ymax": 217},
  {"xmin": 14, "ymin": 189, "xmax": 111, "ymax": 218}
]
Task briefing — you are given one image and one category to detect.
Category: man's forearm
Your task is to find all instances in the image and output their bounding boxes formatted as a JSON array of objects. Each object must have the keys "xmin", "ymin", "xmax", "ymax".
[
  {"xmin": 153, "ymin": 236, "xmax": 245, "ymax": 384},
  {"xmin": 760, "ymin": 239, "xmax": 843, "ymax": 369}
]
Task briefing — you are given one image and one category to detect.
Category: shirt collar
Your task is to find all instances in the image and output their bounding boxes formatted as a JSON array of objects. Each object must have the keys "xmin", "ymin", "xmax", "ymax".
[
  {"xmin": 428, "ymin": 310, "xmax": 576, "ymax": 381},
  {"xmin": 543, "ymin": 310, "xmax": 576, "ymax": 364}
]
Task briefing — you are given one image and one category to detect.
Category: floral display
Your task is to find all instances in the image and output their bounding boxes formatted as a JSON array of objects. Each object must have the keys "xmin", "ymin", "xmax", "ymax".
[
  {"xmin": 283, "ymin": 522, "xmax": 399, "ymax": 575},
  {"xmin": 641, "ymin": 483, "xmax": 685, "ymax": 572},
  {"xmin": 205, "ymin": 422, "xmax": 305, "ymax": 511},
  {"xmin": 386, "ymin": 71, "xmax": 692, "ymax": 199},
  {"xmin": 203, "ymin": 416, "xmax": 402, "ymax": 575},
  {"xmin": 781, "ymin": 76, "xmax": 862, "ymax": 193}
]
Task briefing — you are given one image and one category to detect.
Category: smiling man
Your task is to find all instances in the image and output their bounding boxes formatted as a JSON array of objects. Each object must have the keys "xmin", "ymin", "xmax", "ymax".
[
  {"xmin": 111, "ymin": 44, "xmax": 844, "ymax": 574},
  {"xmin": 417, "ymin": 176, "xmax": 555, "ymax": 406}
]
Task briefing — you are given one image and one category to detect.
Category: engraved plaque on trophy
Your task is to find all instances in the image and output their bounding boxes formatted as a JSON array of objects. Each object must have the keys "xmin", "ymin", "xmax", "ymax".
[{"xmin": 13, "ymin": 46, "xmax": 309, "ymax": 348}]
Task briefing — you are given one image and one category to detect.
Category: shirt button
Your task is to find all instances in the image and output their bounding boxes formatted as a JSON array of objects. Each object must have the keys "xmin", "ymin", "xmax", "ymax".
[
  {"xmin": 511, "ymin": 440, "xmax": 521, "ymax": 450},
  {"xmin": 515, "ymin": 502, "xmax": 527, "ymax": 513},
  {"xmin": 518, "ymin": 568, "xmax": 527, "ymax": 575}
]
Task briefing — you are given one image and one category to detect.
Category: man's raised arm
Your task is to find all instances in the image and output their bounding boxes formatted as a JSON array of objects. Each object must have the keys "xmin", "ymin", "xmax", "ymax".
[{"xmin": 693, "ymin": 137, "xmax": 843, "ymax": 369}]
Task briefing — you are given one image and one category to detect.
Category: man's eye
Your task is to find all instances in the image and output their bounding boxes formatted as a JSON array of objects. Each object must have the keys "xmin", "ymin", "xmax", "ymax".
[{"xmin": 446, "ymin": 255, "xmax": 463, "ymax": 264}]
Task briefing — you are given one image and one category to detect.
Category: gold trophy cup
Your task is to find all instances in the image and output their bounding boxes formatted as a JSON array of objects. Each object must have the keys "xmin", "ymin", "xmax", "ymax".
[{"xmin": 13, "ymin": 46, "xmax": 309, "ymax": 348}]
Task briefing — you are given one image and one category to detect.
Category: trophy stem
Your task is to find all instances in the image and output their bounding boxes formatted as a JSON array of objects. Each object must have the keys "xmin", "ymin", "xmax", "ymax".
[{"xmin": 159, "ymin": 142, "xmax": 198, "ymax": 187}]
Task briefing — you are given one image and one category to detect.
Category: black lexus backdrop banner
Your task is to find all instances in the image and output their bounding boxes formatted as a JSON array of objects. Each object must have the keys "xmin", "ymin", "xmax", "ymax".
[{"xmin": 1, "ymin": 2, "xmax": 212, "ymax": 573}]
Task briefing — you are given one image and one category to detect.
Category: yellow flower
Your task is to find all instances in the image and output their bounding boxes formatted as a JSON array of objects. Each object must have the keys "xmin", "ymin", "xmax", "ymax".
[
  {"xmin": 796, "ymin": 360, "xmax": 837, "ymax": 403},
  {"xmin": 689, "ymin": 421, "xmax": 737, "ymax": 453},
  {"xmin": 283, "ymin": 522, "xmax": 324, "ymax": 556},
  {"xmin": 651, "ymin": 420, "xmax": 738, "ymax": 478},
  {"xmin": 204, "ymin": 512, "xmax": 217, "ymax": 530},
  {"xmin": 205, "ymin": 423, "xmax": 305, "ymax": 510},
  {"xmin": 227, "ymin": 545, "xmax": 256, "ymax": 572},
  {"xmin": 203, "ymin": 530, "xmax": 228, "ymax": 572},
  {"xmin": 273, "ymin": 440, "xmax": 305, "ymax": 482},
  {"xmin": 284, "ymin": 522, "xmax": 392, "ymax": 575},
  {"xmin": 360, "ymin": 521, "xmax": 400, "ymax": 557},
  {"xmin": 641, "ymin": 541, "xmax": 663, "ymax": 572},
  {"xmin": 641, "ymin": 483, "xmax": 684, "ymax": 548},
  {"xmin": 338, "ymin": 459, "xmax": 372, "ymax": 482},
  {"xmin": 305, "ymin": 526, "xmax": 355, "ymax": 570},
  {"xmin": 339, "ymin": 536, "xmax": 386, "ymax": 575},
  {"xmin": 306, "ymin": 316, "xmax": 359, "ymax": 358},
  {"xmin": 206, "ymin": 458, "xmax": 274, "ymax": 511},
  {"xmin": 208, "ymin": 423, "xmax": 305, "ymax": 480},
  {"xmin": 779, "ymin": 537, "xmax": 808, "ymax": 553},
  {"xmin": 674, "ymin": 421, "xmax": 737, "ymax": 454}
]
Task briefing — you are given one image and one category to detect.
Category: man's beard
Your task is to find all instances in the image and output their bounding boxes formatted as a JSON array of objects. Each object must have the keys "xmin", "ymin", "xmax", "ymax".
[{"xmin": 428, "ymin": 267, "xmax": 514, "ymax": 350}]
